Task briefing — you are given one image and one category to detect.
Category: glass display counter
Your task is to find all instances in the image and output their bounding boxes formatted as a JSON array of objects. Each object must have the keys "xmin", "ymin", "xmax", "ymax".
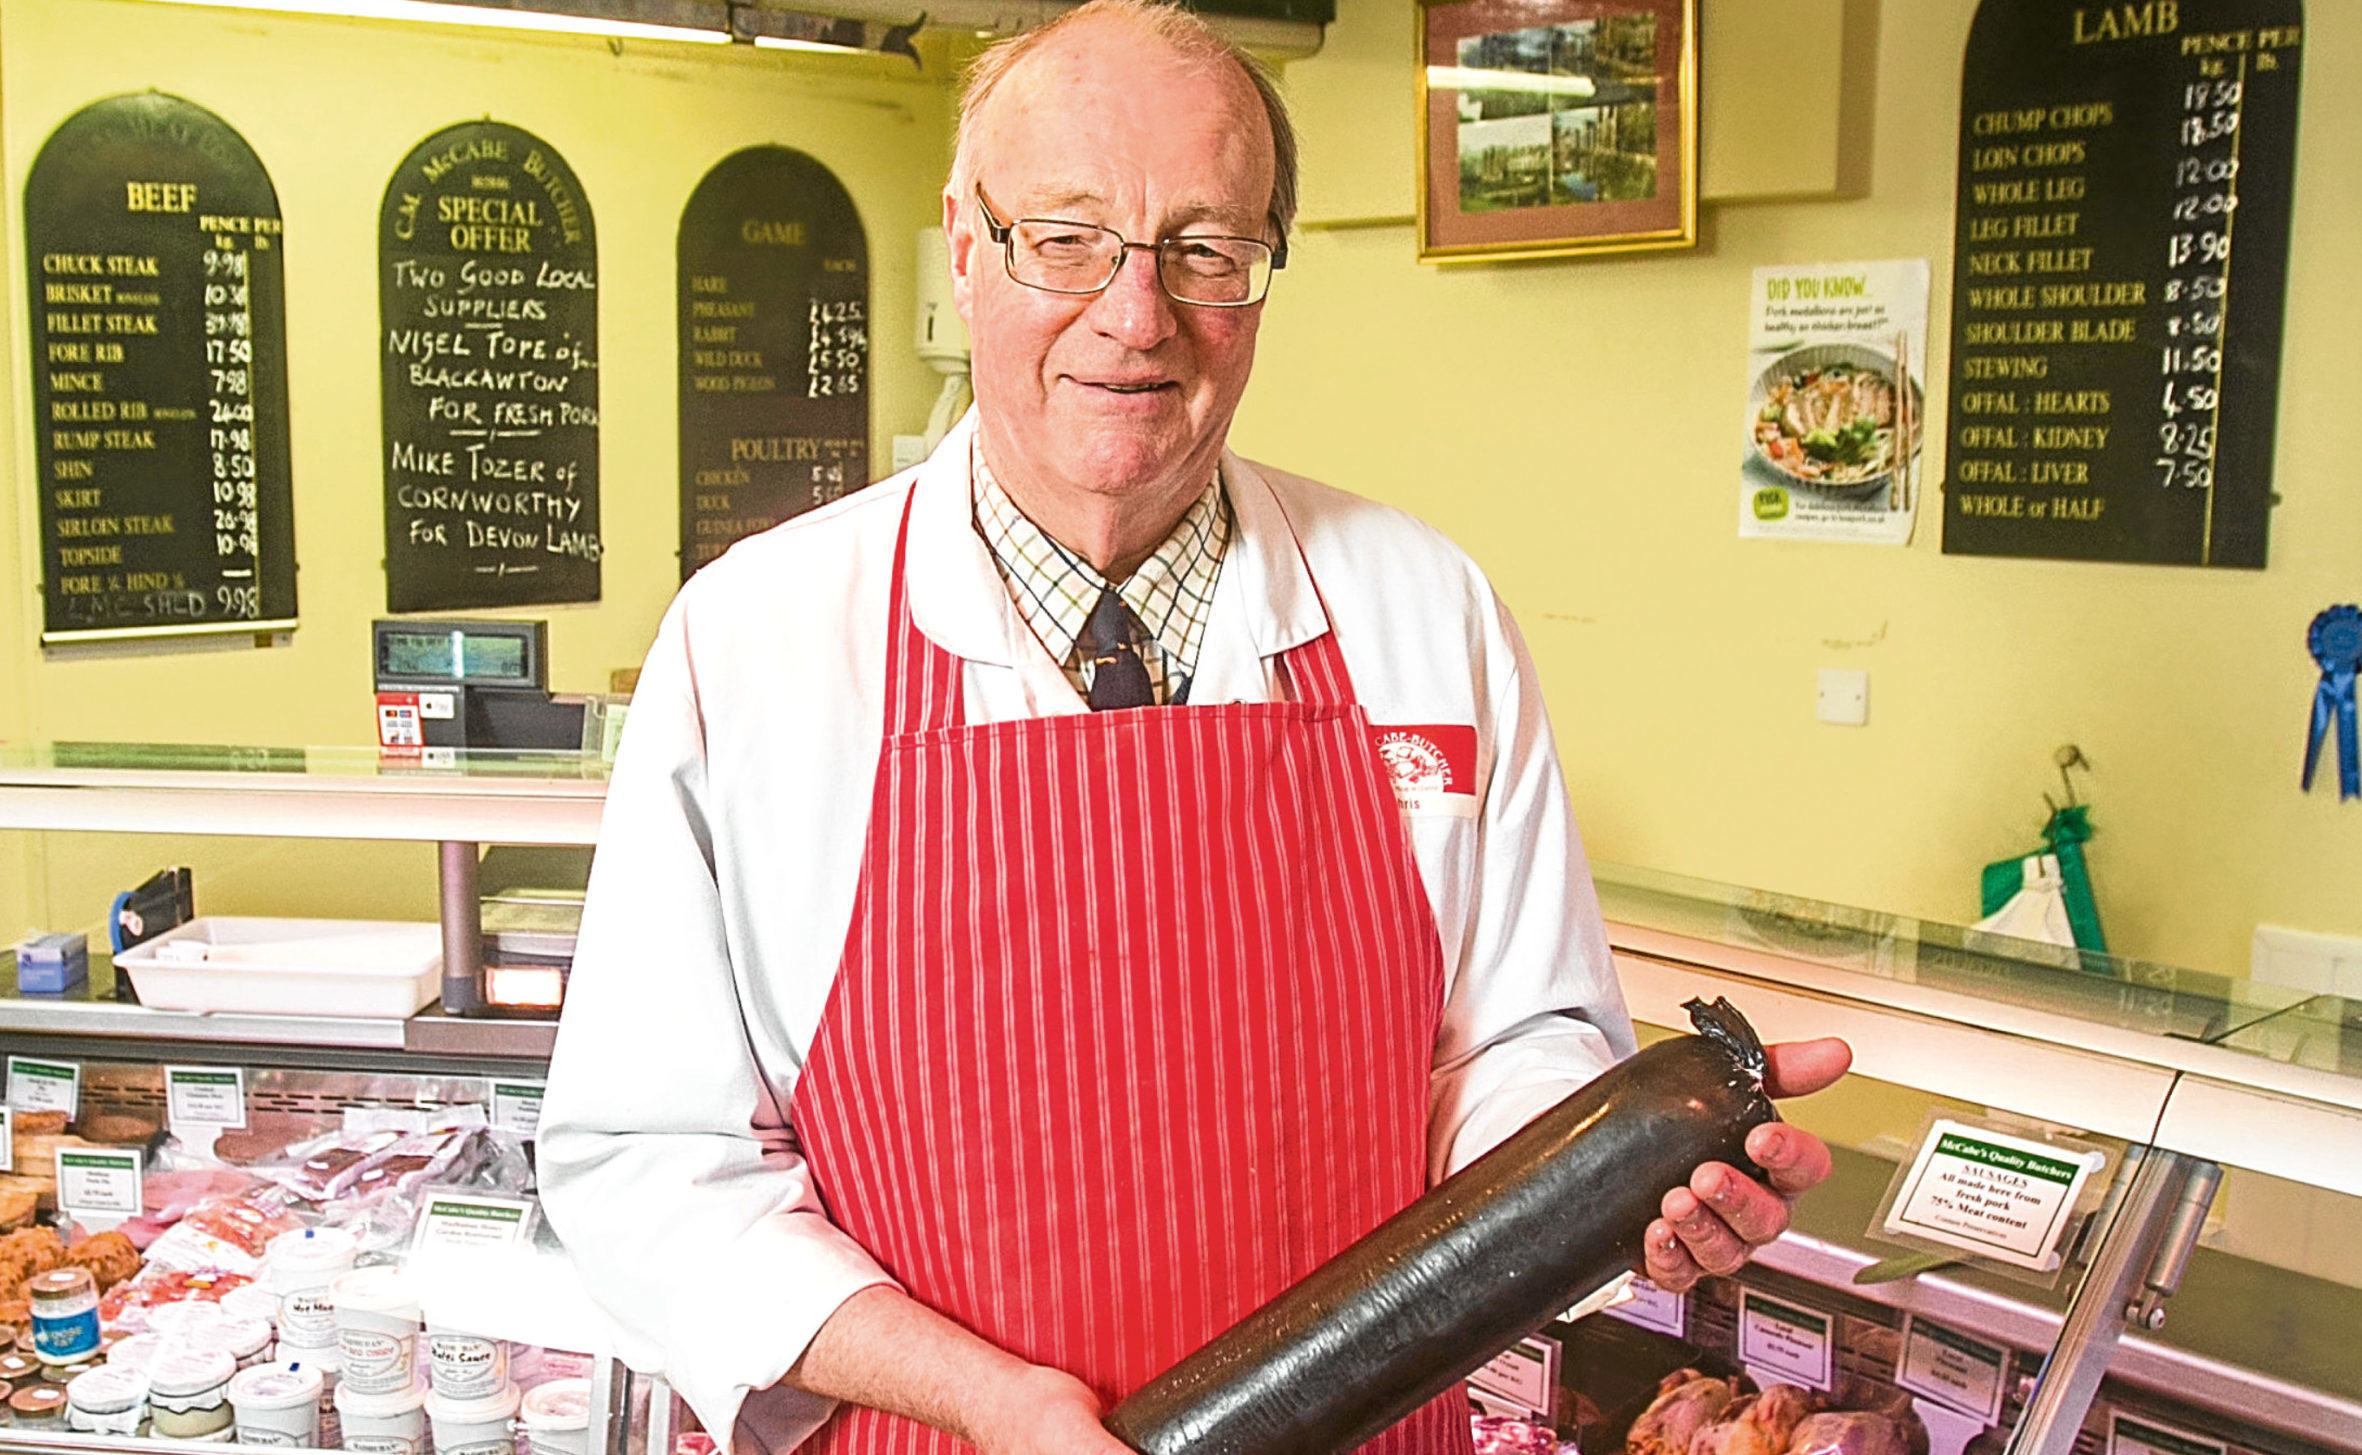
[{"xmin": 4, "ymin": 745, "xmax": 2358, "ymax": 1455}]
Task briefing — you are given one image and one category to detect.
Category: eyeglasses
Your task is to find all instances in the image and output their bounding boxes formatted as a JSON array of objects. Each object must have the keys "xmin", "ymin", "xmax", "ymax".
[{"xmin": 973, "ymin": 185, "xmax": 1284, "ymax": 309}]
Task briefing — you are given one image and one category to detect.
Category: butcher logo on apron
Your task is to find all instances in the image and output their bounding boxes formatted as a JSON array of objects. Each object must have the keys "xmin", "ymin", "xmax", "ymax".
[{"xmin": 1372, "ymin": 725, "xmax": 1479, "ymax": 819}]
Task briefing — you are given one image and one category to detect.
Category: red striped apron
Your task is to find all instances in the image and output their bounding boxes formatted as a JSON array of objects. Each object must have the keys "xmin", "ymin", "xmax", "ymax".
[{"xmin": 792, "ymin": 500, "xmax": 1472, "ymax": 1455}]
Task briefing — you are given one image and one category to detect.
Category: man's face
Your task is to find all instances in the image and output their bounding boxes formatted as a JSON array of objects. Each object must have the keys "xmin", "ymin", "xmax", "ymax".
[{"xmin": 946, "ymin": 22, "xmax": 1277, "ymax": 513}]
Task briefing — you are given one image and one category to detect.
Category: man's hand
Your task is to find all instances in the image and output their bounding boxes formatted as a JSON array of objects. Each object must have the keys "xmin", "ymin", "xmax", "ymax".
[
  {"xmin": 962, "ymin": 1364, "xmax": 1134, "ymax": 1455},
  {"xmin": 1642, "ymin": 1038, "xmax": 1852, "ymax": 1291}
]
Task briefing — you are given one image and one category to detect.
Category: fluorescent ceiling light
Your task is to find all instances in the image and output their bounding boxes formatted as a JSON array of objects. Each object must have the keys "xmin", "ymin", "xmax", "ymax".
[
  {"xmin": 1426, "ymin": 65, "xmax": 1597, "ymax": 99},
  {"xmin": 143, "ymin": 0, "xmax": 731, "ymax": 44},
  {"xmin": 751, "ymin": 33, "xmax": 860, "ymax": 52}
]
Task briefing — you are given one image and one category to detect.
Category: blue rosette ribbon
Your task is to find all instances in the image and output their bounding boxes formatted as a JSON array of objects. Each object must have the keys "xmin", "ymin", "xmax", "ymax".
[{"xmin": 2303, "ymin": 605, "xmax": 2362, "ymax": 801}]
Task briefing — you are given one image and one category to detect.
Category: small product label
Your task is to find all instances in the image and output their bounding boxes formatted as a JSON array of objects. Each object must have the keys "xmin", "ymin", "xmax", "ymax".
[
  {"xmin": 1606, "ymin": 1277, "xmax": 1687, "ymax": 1337},
  {"xmin": 32, "ymin": 1307, "xmax": 101, "ymax": 1363},
  {"xmin": 166, "ymin": 1065, "xmax": 248, "ymax": 1131},
  {"xmin": 427, "ymin": 1332, "xmax": 506, "ymax": 1397},
  {"xmin": 7, "ymin": 1056, "xmax": 81, "ymax": 1116},
  {"xmin": 1466, "ymin": 1336, "xmax": 1557, "ymax": 1419},
  {"xmin": 1897, "ymin": 1315, "xmax": 2008, "ymax": 1421},
  {"xmin": 281, "ymin": 1288, "xmax": 337, "ymax": 1341},
  {"xmin": 2108, "ymin": 1413, "xmax": 2228, "ymax": 1455},
  {"xmin": 487, "ymin": 1080, "xmax": 545, "ymax": 1139},
  {"xmin": 342, "ymin": 1436, "xmax": 424, "ymax": 1455},
  {"xmin": 1885, "ymin": 1120, "xmax": 2106, "ymax": 1271},
  {"xmin": 1739, "ymin": 1291, "xmax": 1834, "ymax": 1390},
  {"xmin": 443, "ymin": 1439, "xmax": 515, "ymax": 1455},
  {"xmin": 56, "ymin": 1146, "xmax": 142, "ymax": 1218},
  {"xmin": 338, "ymin": 1328, "xmax": 416, "ymax": 1391},
  {"xmin": 236, "ymin": 1427, "xmax": 303, "ymax": 1446},
  {"xmin": 412, "ymin": 1192, "xmax": 534, "ymax": 1253}
]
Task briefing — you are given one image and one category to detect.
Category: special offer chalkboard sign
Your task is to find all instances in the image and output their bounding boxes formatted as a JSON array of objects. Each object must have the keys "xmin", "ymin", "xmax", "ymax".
[
  {"xmin": 677, "ymin": 146, "xmax": 869, "ymax": 580},
  {"xmin": 1944, "ymin": 0, "xmax": 2303, "ymax": 568},
  {"xmin": 380, "ymin": 120, "xmax": 600, "ymax": 612},
  {"xmin": 24, "ymin": 92, "xmax": 297, "ymax": 644}
]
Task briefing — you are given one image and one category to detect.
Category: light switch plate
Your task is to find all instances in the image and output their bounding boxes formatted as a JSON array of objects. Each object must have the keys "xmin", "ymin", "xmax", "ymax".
[
  {"xmin": 1817, "ymin": 668, "xmax": 1869, "ymax": 726},
  {"xmin": 2251, "ymin": 925, "xmax": 2362, "ymax": 996}
]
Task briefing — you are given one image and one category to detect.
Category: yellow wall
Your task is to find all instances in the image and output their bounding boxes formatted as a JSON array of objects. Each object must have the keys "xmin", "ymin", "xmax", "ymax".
[
  {"xmin": 1236, "ymin": 0, "xmax": 2362, "ymax": 979},
  {"xmin": 5, "ymin": 0, "xmax": 2360, "ymax": 981},
  {"xmin": 0, "ymin": 0, "xmax": 950, "ymax": 933}
]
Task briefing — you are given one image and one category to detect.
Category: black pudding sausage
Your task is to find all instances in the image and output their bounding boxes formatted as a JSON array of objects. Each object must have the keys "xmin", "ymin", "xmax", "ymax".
[{"xmin": 1105, "ymin": 997, "xmax": 1779, "ymax": 1455}]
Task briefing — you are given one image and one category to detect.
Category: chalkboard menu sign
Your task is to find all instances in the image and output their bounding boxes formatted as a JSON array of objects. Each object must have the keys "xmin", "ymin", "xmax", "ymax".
[
  {"xmin": 380, "ymin": 120, "xmax": 600, "ymax": 612},
  {"xmin": 1944, "ymin": 0, "xmax": 2302, "ymax": 567},
  {"xmin": 677, "ymin": 146, "xmax": 868, "ymax": 580},
  {"xmin": 24, "ymin": 93, "xmax": 297, "ymax": 644}
]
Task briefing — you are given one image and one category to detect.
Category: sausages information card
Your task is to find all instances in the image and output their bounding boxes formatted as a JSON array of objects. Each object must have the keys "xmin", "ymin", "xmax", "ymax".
[
  {"xmin": 1882, "ymin": 1119, "xmax": 2107, "ymax": 1272},
  {"xmin": 1944, "ymin": 0, "xmax": 2303, "ymax": 567},
  {"xmin": 380, "ymin": 120, "xmax": 602, "ymax": 612},
  {"xmin": 24, "ymin": 93, "xmax": 298, "ymax": 643}
]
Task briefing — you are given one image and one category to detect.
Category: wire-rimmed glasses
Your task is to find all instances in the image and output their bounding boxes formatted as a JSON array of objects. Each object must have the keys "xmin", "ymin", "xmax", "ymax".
[{"xmin": 974, "ymin": 185, "xmax": 1283, "ymax": 309}]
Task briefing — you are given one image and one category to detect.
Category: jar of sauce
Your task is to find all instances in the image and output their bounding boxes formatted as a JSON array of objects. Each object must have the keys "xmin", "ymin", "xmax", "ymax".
[{"xmin": 27, "ymin": 1269, "xmax": 101, "ymax": 1368}]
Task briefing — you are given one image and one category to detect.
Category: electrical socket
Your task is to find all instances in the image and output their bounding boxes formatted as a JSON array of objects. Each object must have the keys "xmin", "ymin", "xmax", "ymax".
[{"xmin": 1817, "ymin": 668, "xmax": 1868, "ymax": 726}]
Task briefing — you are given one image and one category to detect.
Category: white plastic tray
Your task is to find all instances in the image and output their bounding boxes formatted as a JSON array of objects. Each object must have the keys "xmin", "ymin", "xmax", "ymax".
[{"xmin": 116, "ymin": 916, "xmax": 443, "ymax": 1018}]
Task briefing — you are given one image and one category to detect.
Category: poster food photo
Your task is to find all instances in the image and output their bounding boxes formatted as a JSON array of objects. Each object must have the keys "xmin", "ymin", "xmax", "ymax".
[{"xmin": 1741, "ymin": 260, "xmax": 1930, "ymax": 546}]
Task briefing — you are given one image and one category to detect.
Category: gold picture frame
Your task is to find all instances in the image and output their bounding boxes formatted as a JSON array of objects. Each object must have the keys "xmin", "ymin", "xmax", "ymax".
[{"xmin": 1417, "ymin": 0, "xmax": 1698, "ymax": 264}]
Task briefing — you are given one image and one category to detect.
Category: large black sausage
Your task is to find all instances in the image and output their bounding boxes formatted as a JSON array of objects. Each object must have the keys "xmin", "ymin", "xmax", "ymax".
[{"xmin": 1105, "ymin": 997, "xmax": 1779, "ymax": 1455}]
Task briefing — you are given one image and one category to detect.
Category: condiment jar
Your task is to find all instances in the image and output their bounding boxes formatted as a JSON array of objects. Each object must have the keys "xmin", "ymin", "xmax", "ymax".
[
  {"xmin": 518, "ymin": 1378, "xmax": 592, "ymax": 1455},
  {"xmin": 266, "ymin": 1227, "xmax": 358, "ymax": 1352},
  {"xmin": 219, "ymin": 1284, "xmax": 281, "ymax": 1331},
  {"xmin": 197, "ymin": 1316, "xmax": 274, "ymax": 1370},
  {"xmin": 227, "ymin": 1361, "xmax": 324, "ymax": 1446},
  {"xmin": 425, "ymin": 1381, "xmax": 518, "ymax": 1455},
  {"xmin": 108, "ymin": 1332, "xmax": 168, "ymax": 1374},
  {"xmin": 333, "ymin": 1266, "xmax": 422, "ymax": 1396},
  {"xmin": 149, "ymin": 1299, "xmax": 230, "ymax": 1341},
  {"xmin": 336, "ymin": 1377, "xmax": 429, "ymax": 1455},
  {"xmin": 27, "ymin": 1268, "xmax": 101, "ymax": 1366},
  {"xmin": 147, "ymin": 1347, "xmax": 238, "ymax": 1439},
  {"xmin": 64, "ymin": 1363, "xmax": 149, "ymax": 1436},
  {"xmin": 7, "ymin": 1382, "xmax": 68, "ymax": 1427},
  {"xmin": 424, "ymin": 1326, "xmax": 508, "ymax": 1400},
  {"xmin": 0, "ymin": 1352, "xmax": 43, "ymax": 1384}
]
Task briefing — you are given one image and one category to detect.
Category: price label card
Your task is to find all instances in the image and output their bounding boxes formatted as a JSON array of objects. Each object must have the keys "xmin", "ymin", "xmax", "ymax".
[
  {"xmin": 1739, "ymin": 1291, "xmax": 1834, "ymax": 1390},
  {"xmin": 166, "ymin": 1066, "xmax": 248, "ymax": 1131},
  {"xmin": 2109, "ymin": 1413, "xmax": 2228, "ymax": 1455},
  {"xmin": 1606, "ymin": 1277, "xmax": 1688, "ymax": 1338},
  {"xmin": 1467, "ymin": 1335, "xmax": 1558, "ymax": 1419},
  {"xmin": 487, "ymin": 1079, "xmax": 546, "ymax": 1139},
  {"xmin": 6, "ymin": 1056, "xmax": 80, "ymax": 1116},
  {"xmin": 412, "ymin": 1192, "xmax": 537, "ymax": 1253},
  {"xmin": 1884, "ymin": 1120, "xmax": 2105, "ymax": 1271},
  {"xmin": 1898, "ymin": 1315, "xmax": 2007, "ymax": 1421},
  {"xmin": 57, "ymin": 1147, "xmax": 143, "ymax": 1218}
]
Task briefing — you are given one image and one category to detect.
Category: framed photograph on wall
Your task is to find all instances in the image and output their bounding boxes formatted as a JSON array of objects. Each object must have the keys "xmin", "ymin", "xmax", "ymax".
[{"xmin": 1417, "ymin": 0, "xmax": 1697, "ymax": 263}]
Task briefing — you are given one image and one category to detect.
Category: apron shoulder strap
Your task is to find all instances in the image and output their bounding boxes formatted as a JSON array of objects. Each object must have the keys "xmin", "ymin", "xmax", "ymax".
[{"xmin": 885, "ymin": 489, "xmax": 965, "ymax": 736}]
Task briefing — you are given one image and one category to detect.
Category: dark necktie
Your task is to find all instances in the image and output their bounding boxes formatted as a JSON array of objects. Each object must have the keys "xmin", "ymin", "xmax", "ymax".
[{"xmin": 1082, "ymin": 587, "xmax": 1156, "ymax": 710}]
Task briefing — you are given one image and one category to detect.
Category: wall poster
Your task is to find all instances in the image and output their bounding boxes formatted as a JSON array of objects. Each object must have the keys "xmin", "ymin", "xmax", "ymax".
[
  {"xmin": 24, "ymin": 92, "xmax": 297, "ymax": 645},
  {"xmin": 1943, "ymin": 0, "xmax": 2303, "ymax": 567},
  {"xmin": 677, "ymin": 145, "xmax": 869, "ymax": 580},
  {"xmin": 380, "ymin": 120, "xmax": 600, "ymax": 612},
  {"xmin": 1741, "ymin": 260, "xmax": 1929, "ymax": 546}
]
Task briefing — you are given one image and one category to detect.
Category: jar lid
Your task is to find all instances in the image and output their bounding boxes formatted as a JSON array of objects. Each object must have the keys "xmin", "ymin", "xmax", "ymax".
[
  {"xmin": 65, "ymin": 1364, "xmax": 149, "ymax": 1414},
  {"xmin": 227, "ymin": 1361, "xmax": 324, "ymax": 1410},
  {"xmin": 266, "ymin": 1226, "xmax": 359, "ymax": 1274},
  {"xmin": 0, "ymin": 1352, "xmax": 44, "ymax": 1381},
  {"xmin": 147, "ymin": 1348, "xmax": 239, "ymax": 1398},
  {"xmin": 519, "ymin": 1378, "xmax": 592, "ymax": 1431},
  {"xmin": 425, "ymin": 1382, "xmax": 520, "ymax": 1424},
  {"xmin": 27, "ymin": 1268, "xmax": 95, "ymax": 1298},
  {"xmin": 330, "ymin": 1265, "xmax": 419, "ymax": 1318},
  {"xmin": 218, "ymin": 1285, "xmax": 280, "ymax": 1325},
  {"xmin": 106, "ymin": 1333, "xmax": 166, "ymax": 1372},
  {"xmin": 197, "ymin": 1316, "xmax": 273, "ymax": 1359},
  {"xmin": 9, "ymin": 1382, "xmax": 68, "ymax": 1415},
  {"xmin": 335, "ymin": 1379, "xmax": 428, "ymax": 1418}
]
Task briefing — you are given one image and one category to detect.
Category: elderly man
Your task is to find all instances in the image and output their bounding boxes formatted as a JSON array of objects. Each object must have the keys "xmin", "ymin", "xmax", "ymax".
[{"xmin": 538, "ymin": 6, "xmax": 1848, "ymax": 1455}]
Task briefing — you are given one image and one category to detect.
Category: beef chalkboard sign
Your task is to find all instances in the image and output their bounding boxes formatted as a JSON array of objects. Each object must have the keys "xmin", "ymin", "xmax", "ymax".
[
  {"xmin": 677, "ymin": 146, "xmax": 869, "ymax": 580},
  {"xmin": 1944, "ymin": 0, "xmax": 2303, "ymax": 567},
  {"xmin": 25, "ymin": 92, "xmax": 297, "ymax": 644},
  {"xmin": 380, "ymin": 120, "xmax": 600, "ymax": 612}
]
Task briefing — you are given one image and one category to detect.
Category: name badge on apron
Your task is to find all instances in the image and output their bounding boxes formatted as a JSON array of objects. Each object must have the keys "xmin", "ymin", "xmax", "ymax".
[{"xmin": 1371, "ymin": 724, "xmax": 1479, "ymax": 819}]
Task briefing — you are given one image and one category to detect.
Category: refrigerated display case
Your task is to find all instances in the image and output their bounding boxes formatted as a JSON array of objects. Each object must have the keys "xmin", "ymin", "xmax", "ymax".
[{"xmin": 5, "ymin": 745, "xmax": 2358, "ymax": 1455}]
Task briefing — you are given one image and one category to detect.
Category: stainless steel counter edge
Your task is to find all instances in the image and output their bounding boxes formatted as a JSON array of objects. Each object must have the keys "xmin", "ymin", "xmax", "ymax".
[
  {"xmin": 0, "ymin": 996, "xmax": 557, "ymax": 1059},
  {"xmin": 1755, "ymin": 1232, "xmax": 2362, "ymax": 1454}
]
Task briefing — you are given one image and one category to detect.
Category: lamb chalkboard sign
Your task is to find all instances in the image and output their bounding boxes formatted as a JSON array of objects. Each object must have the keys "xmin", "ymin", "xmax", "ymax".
[
  {"xmin": 380, "ymin": 120, "xmax": 601, "ymax": 612},
  {"xmin": 677, "ymin": 145, "xmax": 869, "ymax": 580},
  {"xmin": 25, "ymin": 92, "xmax": 297, "ymax": 644}
]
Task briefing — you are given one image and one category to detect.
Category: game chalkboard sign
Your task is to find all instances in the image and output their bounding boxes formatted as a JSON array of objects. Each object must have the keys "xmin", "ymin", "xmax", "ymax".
[
  {"xmin": 1944, "ymin": 0, "xmax": 2302, "ymax": 567},
  {"xmin": 25, "ymin": 92, "xmax": 297, "ymax": 644},
  {"xmin": 380, "ymin": 120, "xmax": 600, "ymax": 612},
  {"xmin": 677, "ymin": 146, "xmax": 868, "ymax": 580}
]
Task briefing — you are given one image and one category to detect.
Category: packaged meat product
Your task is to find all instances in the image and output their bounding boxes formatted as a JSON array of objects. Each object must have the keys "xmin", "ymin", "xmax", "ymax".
[
  {"xmin": 1627, "ymin": 1375, "xmax": 1740, "ymax": 1455},
  {"xmin": 1472, "ymin": 1414, "xmax": 1564, "ymax": 1455},
  {"xmin": 1788, "ymin": 1413, "xmax": 1910, "ymax": 1455}
]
